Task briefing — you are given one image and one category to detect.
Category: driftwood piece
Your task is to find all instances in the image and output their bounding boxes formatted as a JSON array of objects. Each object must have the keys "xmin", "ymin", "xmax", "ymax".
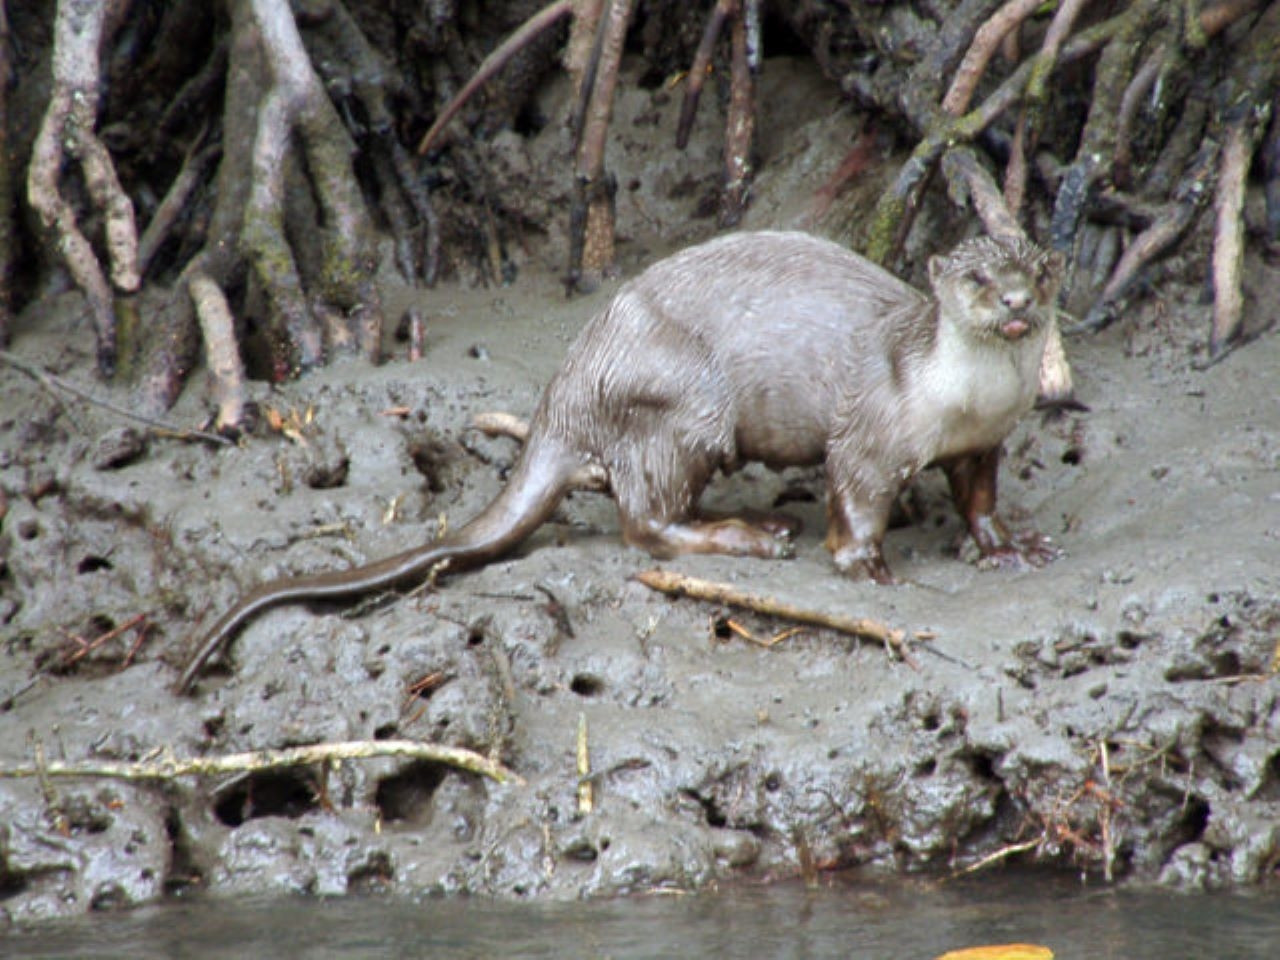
[{"xmin": 634, "ymin": 568, "xmax": 914, "ymax": 666}]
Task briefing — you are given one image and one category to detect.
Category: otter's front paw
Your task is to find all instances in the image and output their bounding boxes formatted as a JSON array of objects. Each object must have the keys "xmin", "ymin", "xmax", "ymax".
[
  {"xmin": 831, "ymin": 545, "xmax": 897, "ymax": 585},
  {"xmin": 977, "ymin": 530, "xmax": 1062, "ymax": 571}
]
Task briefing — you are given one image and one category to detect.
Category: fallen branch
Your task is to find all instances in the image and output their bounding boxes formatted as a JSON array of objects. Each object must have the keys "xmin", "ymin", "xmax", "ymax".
[
  {"xmin": 0, "ymin": 738, "xmax": 521, "ymax": 786},
  {"xmin": 634, "ymin": 568, "xmax": 914, "ymax": 667}
]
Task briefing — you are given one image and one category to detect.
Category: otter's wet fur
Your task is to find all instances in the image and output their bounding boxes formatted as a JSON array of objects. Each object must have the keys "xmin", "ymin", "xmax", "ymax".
[{"xmin": 178, "ymin": 230, "xmax": 1063, "ymax": 692}]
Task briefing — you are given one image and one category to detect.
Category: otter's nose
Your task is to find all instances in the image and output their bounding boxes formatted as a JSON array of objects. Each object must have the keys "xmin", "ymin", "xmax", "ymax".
[{"xmin": 1001, "ymin": 288, "xmax": 1032, "ymax": 312}]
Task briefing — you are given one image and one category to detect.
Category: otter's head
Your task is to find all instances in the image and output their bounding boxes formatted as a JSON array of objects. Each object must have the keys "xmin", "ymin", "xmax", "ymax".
[{"xmin": 927, "ymin": 236, "xmax": 1064, "ymax": 343}]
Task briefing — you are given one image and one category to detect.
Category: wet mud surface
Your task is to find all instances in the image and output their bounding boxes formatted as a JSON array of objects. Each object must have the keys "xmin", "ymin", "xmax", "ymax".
[{"xmin": 3, "ymin": 60, "xmax": 1279, "ymax": 923}]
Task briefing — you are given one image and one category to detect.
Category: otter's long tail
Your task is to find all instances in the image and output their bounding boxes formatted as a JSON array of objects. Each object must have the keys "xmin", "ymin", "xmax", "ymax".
[{"xmin": 176, "ymin": 437, "xmax": 584, "ymax": 693}]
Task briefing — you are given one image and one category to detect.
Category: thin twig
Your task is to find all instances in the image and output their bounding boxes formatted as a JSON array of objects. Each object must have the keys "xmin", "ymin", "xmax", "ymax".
[
  {"xmin": 634, "ymin": 568, "xmax": 915, "ymax": 667},
  {"xmin": 951, "ymin": 837, "xmax": 1041, "ymax": 878},
  {"xmin": 0, "ymin": 739, "xmax": 522, "ymax": 785},
  {"xmin": 0, "ymin": 350, "xmax": 232, "ymax": 446},
  {"xmin": 577, "ymin": 712, "xmax": 593, "ymax": 813}
]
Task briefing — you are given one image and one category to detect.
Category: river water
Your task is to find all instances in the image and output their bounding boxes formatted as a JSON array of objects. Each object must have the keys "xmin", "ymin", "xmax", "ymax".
[{"xmin": 4, "ymin": 873, "xmax": 1276, "ymax": 958}]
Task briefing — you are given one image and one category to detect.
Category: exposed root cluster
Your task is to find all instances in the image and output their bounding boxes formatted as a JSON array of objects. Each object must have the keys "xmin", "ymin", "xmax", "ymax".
[{"xmin": 3, "ymin": 0, "xmax": 1276, "ymax": 424}]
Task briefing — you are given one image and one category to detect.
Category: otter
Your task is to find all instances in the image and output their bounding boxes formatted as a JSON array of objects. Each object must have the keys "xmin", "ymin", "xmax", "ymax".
[{"xmin": 177, "ymin": 230, "xmax": 1063, "ymax": 692}]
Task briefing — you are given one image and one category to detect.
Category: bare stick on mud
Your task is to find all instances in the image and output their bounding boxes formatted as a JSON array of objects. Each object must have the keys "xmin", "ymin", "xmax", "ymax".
[
  {"xmin": 634, "ymin": 568, "xmax": 913, "ymax": 666},
  {"xmin": 0, "ymin": 739, "xmax": 521, "ymax": 786}
]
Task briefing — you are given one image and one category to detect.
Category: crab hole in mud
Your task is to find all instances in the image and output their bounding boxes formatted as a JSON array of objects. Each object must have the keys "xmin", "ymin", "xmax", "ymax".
[
  {"xmin": 914, "ymin": 758, "xmax": 937, "ymax": 778},
  {"xmin": 301, "ymin": 456, "xmax": 349, "ymax": 490},
  {"xmin": 77, "ymin": 554, "xmax": 112, "ymax": 574},
  {"xmin": 213, "ymin": 770, "xmax": 318, "ymax": 826},
  {"xmin": 570, "ymin": 673, "xmax": 604, "ymax": 697},
  {"xmin": 0, "ymin": 867, "xmax": 28, "ymax": 900},
  {"xmin": 347, "ymin": 851, "xmax": 395, "ymax": 893},
  {"xmin": 1177, "ymin": 795, "xmax": 1212, "ymax": 843},
  {"xmin": 563, "ymin": 837, "xmax": 605, "ymax": 862},
  {"xmin": 375, "ymin": 761, "xmax": 448, "ymax": 826},
  {"xmin": 406, "ymin": 435, "xmax": 453, "ymax": 494},
  {"xmin": 681, "ymin": 789, "xmax": 728, "ymax": 828},
  {"xmin": 963, "ymin": 750, "xmax": 999, "ymax": 783}
]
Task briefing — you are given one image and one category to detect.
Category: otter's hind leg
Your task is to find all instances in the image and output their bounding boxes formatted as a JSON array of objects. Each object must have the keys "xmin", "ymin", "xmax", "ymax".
[
  {"xmin": 822, "ymin": 451, "xmax": 901, "ymax": 584},
  {"xmin": 609, "ymin": 440, "xmax": 794, "ymax": 561}
]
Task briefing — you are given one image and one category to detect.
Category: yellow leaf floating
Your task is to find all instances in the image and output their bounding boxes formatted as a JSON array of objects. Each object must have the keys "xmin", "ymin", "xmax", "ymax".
[{"xmin": 935, "ymin": 946, "xmax": 1053, "ymax": 960}]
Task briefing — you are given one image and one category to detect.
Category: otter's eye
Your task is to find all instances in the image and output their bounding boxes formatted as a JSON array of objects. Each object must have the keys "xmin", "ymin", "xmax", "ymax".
[{"xmin": 965, "ymin": 268, "xmax": 990, "ymax": 286}]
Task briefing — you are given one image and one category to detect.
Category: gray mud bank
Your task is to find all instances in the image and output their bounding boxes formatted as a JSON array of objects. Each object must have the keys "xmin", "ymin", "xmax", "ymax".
[{"xmin": 3, "ymin": 59, "xmax": 1279, "ymax": 924}]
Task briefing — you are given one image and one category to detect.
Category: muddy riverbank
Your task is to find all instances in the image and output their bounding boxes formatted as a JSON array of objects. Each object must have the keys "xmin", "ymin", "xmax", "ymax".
[{"xmin": 3, "ymin": 58, "xmax": 1278, "ymax": 923}]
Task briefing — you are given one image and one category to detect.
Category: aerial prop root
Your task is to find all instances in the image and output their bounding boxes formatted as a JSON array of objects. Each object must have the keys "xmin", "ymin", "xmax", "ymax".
[{"xmin": 27, "ymin": 0, "xmax": 141, "ymax": 376}]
